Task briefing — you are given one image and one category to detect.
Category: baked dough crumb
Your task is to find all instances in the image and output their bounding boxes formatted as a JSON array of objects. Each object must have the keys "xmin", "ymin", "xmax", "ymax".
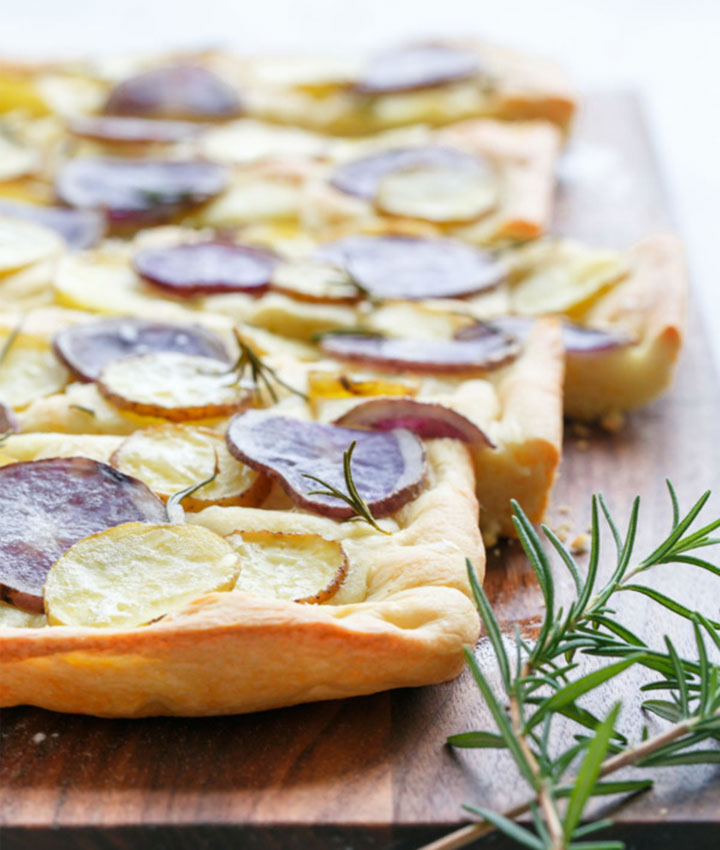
[
  {"xmin": 570, "ymin": 532, "xmax": 590, "ymax": 554},
  {"xmin": 600, "ymin": 410, "xmax": 626, "ymax": 432}
]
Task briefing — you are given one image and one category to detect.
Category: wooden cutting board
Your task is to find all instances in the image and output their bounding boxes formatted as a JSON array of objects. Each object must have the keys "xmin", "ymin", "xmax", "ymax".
[{"xmin": 2, "ymin": 93, "xmax": 719, "ymax": 850}]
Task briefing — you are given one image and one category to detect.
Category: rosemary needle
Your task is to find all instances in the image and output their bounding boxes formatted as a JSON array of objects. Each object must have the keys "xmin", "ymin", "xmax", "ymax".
[{"xmin": 303, "ymin": 440, "xmax": 390, "ymax": 534}]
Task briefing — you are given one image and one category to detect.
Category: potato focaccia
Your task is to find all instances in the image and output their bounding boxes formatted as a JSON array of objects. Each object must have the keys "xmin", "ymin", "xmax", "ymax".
[
  {"xmin": 0, "ymin": 40, "xmax": 576, "ymax": 135},
  {"xmin": 0, "ymin": 216, "xmax": 565, "ymax": 715}
]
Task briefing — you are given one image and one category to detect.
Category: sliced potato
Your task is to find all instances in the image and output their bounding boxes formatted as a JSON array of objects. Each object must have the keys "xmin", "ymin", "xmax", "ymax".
[
  {"xmin": 363, "ymin": 301, "xmax": 475, "ymax": 341},
  {"xmin": 98, "ymin": 352, "xmax": 253, "ymax": 422},
  {"xmin": 0, "ymin": 216, "xmax": 63, "ymax": 276},
  {"xmin": 111, "ymin": 425, "xmax": 270, "ymax": 510},
  {"xmin": 507, "ymin": 240, "xmax": 629, "ymax": 317},
  {"xmin": 198, "ymin": 176, "xmax": 301, "ymax": 226},
  {"xmin": 226, "ymin": 530, "xmax": 348, "ymax": 604},
  {"xmin": 0, "ymin": 138, "xmax": 38, "ymax": 183},
  {"xmin": 54, "ymin": 250, "xmax": 189, "ymax": 317},
  {"xmin": 0, "ymin": 71, "xmax": 49, "ymax": 115},
  {"xmin": 45, "ymin": 522, "xmax": 240, "ymax": 628},
  {"xmin": 199, "ymin": 119, "xmax": 327, "ymax": 165},
  {"xmin": 272, "ymin": 259, "xmax": 360, "ymax": 304},
  {"xmin": 0, "ymin": 332, "xmax": 69, "ymax": 409},
  {"xmin": 0, "ymin": 600, "xmax": 47, "ymax": 628},
  {"xmin": 375, "ymin": 165, "xmax": 499, "ymax": 224}
]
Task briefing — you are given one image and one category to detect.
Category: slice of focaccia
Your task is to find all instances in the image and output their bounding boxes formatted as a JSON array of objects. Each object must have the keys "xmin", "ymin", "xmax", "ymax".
[{"xmin": 0, "ymin": 438, "xmax": 482, "ymax": 717}]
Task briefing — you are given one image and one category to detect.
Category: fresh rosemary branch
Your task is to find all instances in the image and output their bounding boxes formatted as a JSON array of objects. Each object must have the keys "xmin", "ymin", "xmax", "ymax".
[
  {"xmin": 165, "ymin": 449, "xmax": 220, "ymax": 522},
  {"xmin": 230, "ymin": 330, "xmax": 307, "ymax": 404},
  {"xmin": 302, "ymin": 440, "xmax": 390, "ymax": 534},
  {"xmin": 422, "ymin": 481, "xmax": 720, "ymax": 850}
]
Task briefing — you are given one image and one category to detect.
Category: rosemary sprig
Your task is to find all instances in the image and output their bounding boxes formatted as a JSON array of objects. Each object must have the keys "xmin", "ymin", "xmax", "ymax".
[
  {"xmin": 69, "ymin": 404, "xmax": 96, "ymax": 417},
  {"xmin": 423, "ymin": 482, "xmax": 720, "ymax": 850},
  {"xmin": 230, "ymin": 330, "xmax": 307, "ymax": 404},
  {"xmin": 165, "ymin": 449, "xmax": 220, "ymax": 522},
  {"xmin": 302, "ymin": 440, "xmax": 390, "ymax": 535}
]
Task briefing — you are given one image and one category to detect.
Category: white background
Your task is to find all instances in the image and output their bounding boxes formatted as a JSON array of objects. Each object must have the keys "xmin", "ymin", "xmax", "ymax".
[{"xmin": 2, "ymin": 0, "xmax": 718, "ymax": 364}]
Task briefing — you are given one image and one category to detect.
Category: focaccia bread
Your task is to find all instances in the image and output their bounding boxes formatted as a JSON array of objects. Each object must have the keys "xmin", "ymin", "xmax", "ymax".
[
  {"xmin": 0, "ymin": 439, "xmax": 483, "ymax": 717},
  {"xmin": 0, "ymin": 40, "xmax": 576, "ymax": 136}
]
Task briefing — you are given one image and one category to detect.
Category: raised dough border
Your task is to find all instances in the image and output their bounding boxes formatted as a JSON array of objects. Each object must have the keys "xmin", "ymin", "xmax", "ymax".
[{"xmin": 0, "ymin": 440, "xmax": 483, "ymax": 717}]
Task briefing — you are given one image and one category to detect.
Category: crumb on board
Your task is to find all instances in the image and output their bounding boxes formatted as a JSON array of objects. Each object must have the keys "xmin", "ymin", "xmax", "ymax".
[
  {"xmin": 552, "ymin": 521, "xmax": 573, "ymax": 543},
  {"xmin": 32, "ymin": 732, "xmax": 46, "ymax": 744},
  {"xmin": 558, "ymin": 505, "xmax": 570, "ymax": 515},
  {"xmin": 570, "ymin": 532, "xmax": 590, "ymax": 554},
  {"xmin": 575, "ymin": 439, "xmax": 589, "ymax": 451},
  {"xmin": 571, "ymin": 422, "xmax": 591, "ymax": 438},
  {"xmin": 600, "ymin": 410, "xmax": 625, "ymax": 432}
]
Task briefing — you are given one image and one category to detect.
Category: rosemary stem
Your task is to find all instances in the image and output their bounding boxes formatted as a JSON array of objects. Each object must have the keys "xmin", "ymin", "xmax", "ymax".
[
  {"xmin": 416, "ymin": 708, "xmax": 718, "ymax": 850},
  {"xmin": 510, "ymin": 664, "xmax": 565, "ymax": 849}
]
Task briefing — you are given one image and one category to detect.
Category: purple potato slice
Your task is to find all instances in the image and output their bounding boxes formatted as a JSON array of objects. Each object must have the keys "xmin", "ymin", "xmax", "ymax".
[
  {"xmin": 355, "ymin": 44, "xmax": 481, "ymax": 95},
  {"xmin": 316, "ymin": 234, "xmax": 505, "ymax": 300},
  {"xmin": 330, "ymin": 145, "xmax": 482, "ymax": 200},
  {"xmin": 53, "ymin": 317, "xmax": 232, "ymax": 382},
  {"xmin": 70, "ymin": 115, "xmax": 204, "ymax": 144},
  {"xmin": 319, "ymin": 330, "xmax": 519, "ymax": 375},
  {"xmin": 55, "ymin": 158, "xmax": 228, "ymax": 224},
  {"xmin": 225, "ymin": 410, "xmax": 426, "ymax": 520},
  {"xmin": 104, "ymin": 64, "xmax": 242, "ymax": 120},
  {"xmin": 134, "ymin": 241, "xmax": 278, "ymax": 298},
  {"xmin": 0, "ymin": 457, "xmax": 167, "ymax": 612},
  {"xmin": 0, "ymin": 199, "xmax": 105, "ymax": 249},
  {"xmin": 460, "ymin": 317, "xmax": 633, "ymax": 354},
  {"xmin": 333, "ymin": 398, "xmax": 493, "ymax": 447}
]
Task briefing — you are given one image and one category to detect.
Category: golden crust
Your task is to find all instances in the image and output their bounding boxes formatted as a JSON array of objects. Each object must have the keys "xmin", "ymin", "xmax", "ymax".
[
  {"xmin": 565, "ymin": 234, "xmax": 687, "ymax": 420},
  {"xmin": 478, "ymin": 317, "xmax": 564, "ymax": 540},
  {"xmin": 0, "ymin": 440, "xmax": 482, "ymax": 716}
]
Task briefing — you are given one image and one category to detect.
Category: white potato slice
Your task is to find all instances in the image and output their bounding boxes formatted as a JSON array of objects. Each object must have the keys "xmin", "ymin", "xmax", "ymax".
[
  {"xmin": 199, "ymin": 119, "xmax": 327, "ymax": 165},
  {"xmin": 198, "ymin": 176, "xmax": 301, "ymax": 226},
  {"xmin": 375, "ymin": 165, "xmax": 499, "ymax": 223},
  {"xmin": 507, "ymin": 240, "xmax": 629, "ymax": 316},
  {"xmin": 54, "ymin": 250, "xmax": 190, "ymax": 318},
  {"xmin": 0, "ymin": 138, "xmax": 38, "ymax": 182},
  {"xmin": 0, "ymin": 216, "xmax": 63, "ymax": 276},
  {"xmin": 45, "ymin": 522, "xmax": 240, "ymax": 628},
  {"xmin": 1, "ymin": 432, "xmax": 122, "ymax": 464},
  {"xmin": 364, "ymin": 302, "xmax": 475, "ymax": 341},
  {"xmin": 98, "ymin": 352, "xmax": 253, "ymax": 421},
  {"xmin": 0, "ymin": 600, "xmax": 47, "ymax": 628},
  {"xmin": 226, "ymin": 530, "xmax": 348, "ymax": 604},
  {"xmin": 111, "ymin": 425, "xmax": 269, "ymax": 509},
  {"xmin": 0, "ymin": 332, "xmax": 68, "ymax": 409},
  {"xmin": 272, "ymin": 259, "xmax": 359, "ymax": 304}
]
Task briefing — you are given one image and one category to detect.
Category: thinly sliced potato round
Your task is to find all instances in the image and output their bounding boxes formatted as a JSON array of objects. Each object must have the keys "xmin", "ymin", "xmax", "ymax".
[
  {"xmin": 271, "ymin": 260, "xmax": 361, "ymax": 304},
  {"xmin": 111, "ymin": 425, "xmax": 270, "ymax": 509},
  {"xmin": 45, "ymin": 522, "xmax": 240, "ymax": 628},
  {"xmin": 0, "ymin": 332, "xmax": 69, "ymax": 409},
  {"xmin": 226, "ymin": 530, "xmax": 347, "ymax": 604},
  {"xmin": 98, "ymin": 352, "xmax": 253, "ymax": 421},
  {"xmin": 0, "ymin": 137, "xmax": 37, "ymax": 182},
  {"xmin": 0, "ymin": 216, "xmax": 64, "ymax": 276},
  {"xmin": 0, "ymin": 600, "xmax": 47, "ymax": 628},
  {"xmin": 375, "ymin": 165, "xmax": 499, "ymax": 223},
  {"xmin": 507, "ymin": 241, "xmax": 629, "ymax": 316},
  {"xmin": 54, "ymin": 251, "xmax": 188, "ymax": 316}
]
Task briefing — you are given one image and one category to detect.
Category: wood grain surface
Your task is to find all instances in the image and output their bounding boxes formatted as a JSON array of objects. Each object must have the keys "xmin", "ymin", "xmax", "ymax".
[{"xmin": 2, "ymin": 93, "xmax": 719, "ymax": 850}]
